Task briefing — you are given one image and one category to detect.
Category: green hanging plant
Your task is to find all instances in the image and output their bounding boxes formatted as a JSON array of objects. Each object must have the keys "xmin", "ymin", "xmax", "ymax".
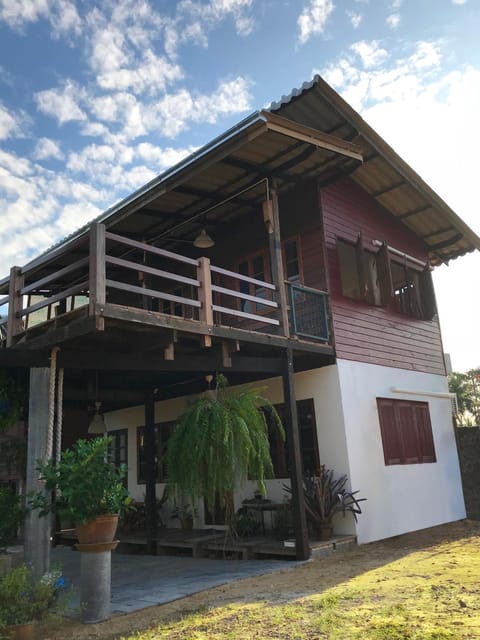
[{"xmin": 166, "ymin": 375, "xmax": 284, "ymax": 517}]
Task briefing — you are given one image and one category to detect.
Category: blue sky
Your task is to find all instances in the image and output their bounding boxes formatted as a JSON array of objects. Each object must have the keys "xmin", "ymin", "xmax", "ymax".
[{"xmin": 0, "ymin": 0, "xmax": 478, "ymax": 371}]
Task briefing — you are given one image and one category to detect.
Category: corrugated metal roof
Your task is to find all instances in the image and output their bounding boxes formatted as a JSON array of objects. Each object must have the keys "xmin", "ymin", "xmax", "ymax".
[
  {"xmin": 267, "ymin": 75, "xmax": 480, "ymax": 265},
  {"xmin": 16, "ymin": 75, "xmax": 480, "ymax": 277}
]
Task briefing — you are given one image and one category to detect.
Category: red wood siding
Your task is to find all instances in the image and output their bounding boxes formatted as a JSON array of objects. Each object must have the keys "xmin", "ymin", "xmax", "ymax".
[{"xmin": 322, "ymin": 178, "xmax": 446, "ymax": 375}]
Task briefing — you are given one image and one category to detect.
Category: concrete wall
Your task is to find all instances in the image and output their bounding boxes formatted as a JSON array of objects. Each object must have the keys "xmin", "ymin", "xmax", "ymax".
[
  {"xmin": 456, "ymin": 427, "xmax": 480, "ymax": 520},
  {"xmin": 336, "ymin": 359, "xmax": 466, "ymax": 544}
]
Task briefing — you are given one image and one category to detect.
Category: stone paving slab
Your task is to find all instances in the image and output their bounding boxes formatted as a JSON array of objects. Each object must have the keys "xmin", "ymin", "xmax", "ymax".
[{"xmin": 52, "ymin": 546, "xmax": 299, "ymax": 616}]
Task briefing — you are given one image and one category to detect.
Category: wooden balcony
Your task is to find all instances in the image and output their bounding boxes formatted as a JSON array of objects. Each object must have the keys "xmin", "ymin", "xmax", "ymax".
[{"xmin": 0, "ymin": 224, "xmax": 333, "ymax": 371}]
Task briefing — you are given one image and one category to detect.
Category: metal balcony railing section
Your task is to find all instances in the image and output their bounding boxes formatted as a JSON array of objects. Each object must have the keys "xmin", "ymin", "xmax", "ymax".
[{"xmin": 287, "ymin": 282, "xmax": 329, "ymax": 342}]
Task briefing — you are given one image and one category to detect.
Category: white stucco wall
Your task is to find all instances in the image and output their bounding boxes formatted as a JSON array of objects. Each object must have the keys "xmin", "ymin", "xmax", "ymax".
[
  {"xmin": 104, "ymin": 361, "xmax": 464, "ymax": 542},
  {"xmin": 336, "ymin": 359, "xmax": 466, "ymax": 544},
  {"xmin": 103, "ymin": 367, "xmax": 347, "ymax": 530}
]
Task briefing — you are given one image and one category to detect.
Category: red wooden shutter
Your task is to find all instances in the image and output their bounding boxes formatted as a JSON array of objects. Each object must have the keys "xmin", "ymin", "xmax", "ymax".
[
  {"xmin": 377, "ymin": 242, "xmax": 394, "ymax": 306},
  {"xmin": 413, "ymin": 403, "xmax": 436, "ymax": 463},
  {"xmin": 377, "ymin": 398, "xmax": 403, "ymax": 465},
  {"xmin": 419, "ymin": 267, "xmax": 436, "ymax": 321},
  {"xmin": 396, "ymin": 402, "xmax": 419, "ymax": 464}
]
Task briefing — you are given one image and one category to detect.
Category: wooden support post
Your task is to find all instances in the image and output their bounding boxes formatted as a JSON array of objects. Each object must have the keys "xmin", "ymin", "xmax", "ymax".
[
  {"xmin": 164, "ymin": 343, "xmax": 175, "ymax": 361},
  {"xmin": 282, "ymin": 347, "xmax": 310, "ymax": 560},
  {"xmin": 7, "ymin": 266, "xmax": 24, "ymax": 347},
  {"xmin": 89, "ymin": 223, "xmax": 106, "ymax": 331},
  {"xmin": 221, "ymin": 339, "xmax": 240, "ymax": 368},
  {"xmin": 197, "ymin": 256, "xmax": 213, "ymax": 347},
  {"xmin": 144, "ymin": 393, "xmax": 157, "ymax": 555},
  {"xmin": 266, "ymin": 187, "xmax": 290, "ymax": 337}
]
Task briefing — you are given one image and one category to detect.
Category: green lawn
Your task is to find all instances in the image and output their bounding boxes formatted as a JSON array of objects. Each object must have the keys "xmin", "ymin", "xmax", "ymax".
[{"xmin": 120, "ymin": 527, "xmax": 480, "ymax": 640}]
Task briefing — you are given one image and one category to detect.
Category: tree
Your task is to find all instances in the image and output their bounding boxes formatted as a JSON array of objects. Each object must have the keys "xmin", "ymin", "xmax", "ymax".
[{"xmin": 448, "ymin": 368, "xmax": 480, "ymax": 426}]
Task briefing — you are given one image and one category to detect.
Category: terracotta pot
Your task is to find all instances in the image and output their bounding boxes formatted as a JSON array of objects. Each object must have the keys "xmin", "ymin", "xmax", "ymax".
[
  {"xmin": 318, "ymin": 523, "xmax": 333, "ymax": 540},
  {"xmin": 75, "ymin": 514, "xmax": 119, "ymax": 544},
  {"xmin": 6, "ymin": 622, "xmax": 35, "ymax": 640}
]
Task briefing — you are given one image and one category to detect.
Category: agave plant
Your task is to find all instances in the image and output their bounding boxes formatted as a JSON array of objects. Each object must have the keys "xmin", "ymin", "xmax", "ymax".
[
  {"xmin": 166, "ymin": 375, "xmax": 284, "ymax": 524},
  {"xmin": 285, "ymin": 465, "xmax": 366, "ymax": 528}
]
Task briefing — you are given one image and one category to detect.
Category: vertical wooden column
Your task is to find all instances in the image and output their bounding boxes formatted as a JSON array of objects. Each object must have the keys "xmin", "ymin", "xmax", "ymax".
[
  {"xmin": 144, "ymin": 393, "xmax": 157, "ymax": 555},
  {"xmin": 24, "ymin": 368, "xmax": 52, "ymax": 576},
  {"xmin": 7, "ymin": 266, "xmax": 24, "ymax": 347},
  {"xmin": 89, "ymin": 223, "xmax": 106, "ymax": 331},
  {"xmin": 197, "ymin": 256, "xmax": 213, "ymax": 347},
  {"xmin": 265, "ymin": 185, "xmax": 290, "ymax": 337},
  {"xmin": 282, "ymin": 347, "xmax": 310, "ymax": 560}
]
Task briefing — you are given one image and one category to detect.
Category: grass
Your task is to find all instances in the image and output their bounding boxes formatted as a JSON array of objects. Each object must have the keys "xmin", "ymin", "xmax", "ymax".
[{"xmin": 119, "ymin": 533, "xmax": 480, "ymax": 640}]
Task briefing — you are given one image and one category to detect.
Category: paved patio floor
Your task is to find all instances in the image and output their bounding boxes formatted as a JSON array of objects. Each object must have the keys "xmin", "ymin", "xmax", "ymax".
[{"xmin": 52, "ymin": 546, "xmax": 299, "ymax": 616}]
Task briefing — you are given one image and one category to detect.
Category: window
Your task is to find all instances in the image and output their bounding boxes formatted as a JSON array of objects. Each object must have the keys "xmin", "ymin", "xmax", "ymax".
[
  {"xmin": 377, "ymin": 398, "xmax": 436, "ymax": 466},
  {"xmin": 284, "ymin": 239, "xmax": 301, "ymax": 284},
  {"xmin": 108, "ymin": 429, "xmax": 128, "ymax": 485},
  {"xmin": 137, "ymin": 422, "xmax": 174, "ymax": 484},
  {"xmin": 265, "ymin": 398, "xmax": 320, "ymax": 478},
  {"xmin": 336, "ymin": 236, "xmax": 436, "ymax": 319}
]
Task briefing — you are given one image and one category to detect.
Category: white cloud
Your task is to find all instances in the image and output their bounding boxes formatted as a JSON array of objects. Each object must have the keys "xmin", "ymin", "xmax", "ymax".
[
  {"xmin": 33, "ymin": 137, "xmax": 64, "ymax": 160},
  {"xmin": 451, "ymin": 0, "xmax": 467, "ymax": 4},
  {"xmin": 50, "ymin": 0, "xmax": 82, "ymax": 37},
  {"xmin": 297, "ymin": 0, "xmax": 334, "ymax": 45},
  {"xmin": 0, "ymin": 103, "xmax": 21, "ymax": 139},
  {"xmin": 386, "ymin": 13, "xmax": 400, "ymax": 28},
  {"xmin": 0, "ymin": 0, "xmax": 82, "ymax": 38},
  {"xmin": 346, "ymin": 11, "xmax": 362, "ymax": 28},
  {"xmin": 0, "ymin": 0, "xmax": 50, "ymax": 27},
  {"xmin": 350, "ymin": 41, "xmax": 389, "ymax": 68},
  {"xmin": 35, "ymin": 81, "xmax": 87, "ymax": 124},
  {"xmin": 136, "ymin": 143, "xmax": 197, "ymax": 170}
]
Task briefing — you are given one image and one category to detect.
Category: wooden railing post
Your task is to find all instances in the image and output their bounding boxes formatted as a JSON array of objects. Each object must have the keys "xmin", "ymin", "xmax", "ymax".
[
  {"xmin": 89, "ymin": 223, "xmax": 106, "ymax": 331},
  {"xmin": 7, "ymin": 266, "xmax": 24, "ymax": 347},
  {"xmin": 265, "ymin": 186, "xmax": 290, "ymax": 337},
  {"xmin": 197, "ymin": 256, "xmax": 213, "ymax": 347}
]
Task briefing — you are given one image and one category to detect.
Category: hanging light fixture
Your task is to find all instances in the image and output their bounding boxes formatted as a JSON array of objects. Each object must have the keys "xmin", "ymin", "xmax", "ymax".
[
  {"xmin": 88, "ymin": 372, "xmax": 106, "ymax": 434},
  {"xmin": 193, "ymin": 229, "xmax": 215, "ymax": 249}
]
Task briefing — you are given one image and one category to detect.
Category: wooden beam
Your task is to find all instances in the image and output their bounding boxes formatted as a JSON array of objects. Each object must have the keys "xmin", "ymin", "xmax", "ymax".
[
  {"xmin": 268, "ymin": 188, "xmax": 290, "ymax": 336},
  {"xmin": 197, "ymin": 256, "xmax": 213, "ymax": 347},
  {"xmin": 89, "ymin": 223, "xmax": 106, "ymax": 331},
  {"xmin": 262, "ymin": 111, "xmax": 363, "ymax": 161},
  {"xmin": 7, "ymin": 266, "xmax": 24, "ymax": 347},
  {"xmin": 144, "ymin": 393, "xmax": 157, "ymax": 555},
  {"xmin": 398, "ymin": 204, "xmax": 431, "ymax": 220},
  {"xmin": 282, "ymin": 347, "xmax": 310, "ymax": 561}
]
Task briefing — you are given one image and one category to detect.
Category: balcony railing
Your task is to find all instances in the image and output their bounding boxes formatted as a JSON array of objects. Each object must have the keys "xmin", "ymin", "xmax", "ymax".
[{"xmin": 0, "ymin": 225, "xmax": 330, "ymax": 347}]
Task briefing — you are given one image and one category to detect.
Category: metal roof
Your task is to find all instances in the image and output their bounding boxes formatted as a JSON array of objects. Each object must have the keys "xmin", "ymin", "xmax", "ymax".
[
  {"xmin": 17, "ymin": 75, "xmax": 480, "ymax": 277},
  {"xmin": 268, "ymin": 75, "xmax": 480, "ymax": 265}
]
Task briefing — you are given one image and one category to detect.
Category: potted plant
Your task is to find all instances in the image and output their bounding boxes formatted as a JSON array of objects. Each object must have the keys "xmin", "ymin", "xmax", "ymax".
[
  {"xmin": 285, "ymin": 466, "xmax": 366, "ymax": 540},
  {"xmin": 0, "ymin": 487, "xmax": 25, "ymax": 576},
  {"xmin": 170, "ymin": 502, "xmax": 197, "ymax": 530},
  {"xmin": 166, "ymin": 375, "xmax": 284, "ymax": 532},
  {"xmin": 30, "ymin": 437, "xmax": 131, "ymax": 544},
  {"xmin": 0, "ymin": 564, "xmax": 64, "ymax": 639}
]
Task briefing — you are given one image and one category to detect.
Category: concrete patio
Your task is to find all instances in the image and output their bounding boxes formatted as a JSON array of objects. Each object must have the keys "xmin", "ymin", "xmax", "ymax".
[{"xmin": 52, "ymin": 545, "xmax": 299, "ymax": 616}]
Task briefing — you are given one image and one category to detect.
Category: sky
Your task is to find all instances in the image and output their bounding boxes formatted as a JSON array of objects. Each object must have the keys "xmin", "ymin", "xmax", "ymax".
[{"xmin": 0, "ymin": 0, "xmax": 478, "ymax": 372}]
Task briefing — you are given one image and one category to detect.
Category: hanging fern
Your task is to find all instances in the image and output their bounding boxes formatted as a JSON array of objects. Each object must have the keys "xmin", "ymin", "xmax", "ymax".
[{"xmin": 166, "ymin": 375, "xmax": 284, "ymax": 511}]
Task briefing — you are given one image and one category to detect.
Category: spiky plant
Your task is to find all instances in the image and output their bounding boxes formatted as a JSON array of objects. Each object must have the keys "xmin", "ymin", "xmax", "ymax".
[{"xmin": 166, "ymin": 375, "xmax": 284, "ymax": 524}]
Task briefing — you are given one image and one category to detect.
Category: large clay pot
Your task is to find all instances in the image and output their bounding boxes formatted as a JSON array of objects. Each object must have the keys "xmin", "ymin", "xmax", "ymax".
[
  {"xmin": 6, "ymin": 622, "xmax": 34, "ymax": 640},
  {"xmin": 75, "ymin": 514, "xmax": 119, "ymax": 544},
  {"xmin": 318, "ymin": 523, "xmax": 333, "ymax": 541}
]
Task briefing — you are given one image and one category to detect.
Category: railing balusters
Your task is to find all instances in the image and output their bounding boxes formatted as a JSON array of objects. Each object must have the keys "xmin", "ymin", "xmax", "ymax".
[{"xmin": 197, "ymin": 257, "xmax": 213, "ymax": 347}]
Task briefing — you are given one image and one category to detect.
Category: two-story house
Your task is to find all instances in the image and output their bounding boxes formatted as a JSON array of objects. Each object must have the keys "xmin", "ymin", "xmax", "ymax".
[{"xmin": 1, "ymin": 76, "xmax": 478, "ymax": 561}]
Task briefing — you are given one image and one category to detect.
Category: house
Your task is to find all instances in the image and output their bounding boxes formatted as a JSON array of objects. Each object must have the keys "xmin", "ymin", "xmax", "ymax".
[{"xmin": 0, "ymin": 76, "xmax": 478, "ymax": 562}]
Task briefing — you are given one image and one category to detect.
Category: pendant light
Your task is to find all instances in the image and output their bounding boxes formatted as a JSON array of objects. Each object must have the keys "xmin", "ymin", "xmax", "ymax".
[{"xmin": 88, "ymin": 372, "xmax": 106, "ymax": 434}]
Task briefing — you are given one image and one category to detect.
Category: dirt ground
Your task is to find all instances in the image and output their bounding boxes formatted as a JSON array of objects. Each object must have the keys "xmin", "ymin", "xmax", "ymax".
[{"xmin": 37, "ymin": 519, "xmax": 480, "ymax": 640}]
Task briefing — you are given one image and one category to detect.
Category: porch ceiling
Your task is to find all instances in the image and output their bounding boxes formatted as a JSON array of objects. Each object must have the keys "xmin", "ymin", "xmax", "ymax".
[{"xmin": 10, "ymin": 111, "xmax": 362, "ymax": 285}]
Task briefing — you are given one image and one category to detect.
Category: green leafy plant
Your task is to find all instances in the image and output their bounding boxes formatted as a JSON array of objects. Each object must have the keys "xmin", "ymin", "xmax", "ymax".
[
  {"xmin": 166, "ymin": 375, "xmax": 284, "ymax": 525},
  {"xmin": 285, "ymin": 465, "xmax": 366, "ymax": 528},
  {"xmin": 30, "ymin": 437, "xmax": 131, "ymax": 525},
  {"xmin": 0, "ymin": 565, "xmax": 63, "ymax": 629},
  {"xmin": 0, "ymin": 486, "xmax": 25, "ymax": 553}
]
